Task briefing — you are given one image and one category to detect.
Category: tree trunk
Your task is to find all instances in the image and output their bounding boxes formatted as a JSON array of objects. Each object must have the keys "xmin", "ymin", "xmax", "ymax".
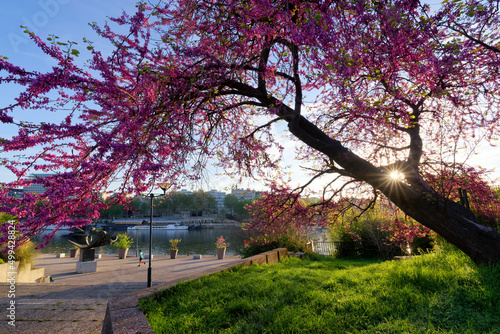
[
  {"xmin": 386, "ymin": 182, "xmax": 500, "ymax": 265},
  {"xmin": 287, "ymin": 115, "xmax": 500, "ymax": 265}
]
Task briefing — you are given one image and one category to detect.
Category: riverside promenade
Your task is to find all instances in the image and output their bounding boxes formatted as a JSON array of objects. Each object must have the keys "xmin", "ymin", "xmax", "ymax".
[{"xmin": 0, "ymin": 253, "xmax": 242, "ymax": 334}]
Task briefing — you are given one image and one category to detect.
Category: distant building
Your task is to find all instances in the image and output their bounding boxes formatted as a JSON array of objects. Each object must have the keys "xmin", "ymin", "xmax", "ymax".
[
  {"xmin": 23, "ymin": 173, "xmax": 52, "ymax": 194},
  {"xmin": 208, "ymin": 189, "xmax": 226, "ymax": 214},
  {"xmin": 6, "ymin": 188, "xmax": 23, "ymax": 198},
  {"xmin": 179, "ymin": 189, "xmax": 193, "ymax": 195},
  {"xmin": 231, "ymin": 188, "xmax": 260, "ymax": 202}
]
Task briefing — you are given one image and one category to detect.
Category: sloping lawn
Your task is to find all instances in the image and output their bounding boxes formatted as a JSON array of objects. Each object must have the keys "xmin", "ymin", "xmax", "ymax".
[{"xmin": 139, "ymin": 251, "xmax": 500, "ymax": 333}]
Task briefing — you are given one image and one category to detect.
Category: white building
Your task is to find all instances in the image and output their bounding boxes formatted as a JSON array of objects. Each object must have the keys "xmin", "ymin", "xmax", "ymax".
[
  {"xmin": 208, "ymin": 189, "xmax": 226, "ymax": 214},
  {"xmin": 231, "ymin": 188, "xmax": 260, "ymax": 202},
  {"xmin": 23, "ymin": 173, "xmax": 53, "ymax": 194},
  {"xmin": 179, "ymin": 189, "xmax": 193, "ymax": 195}
]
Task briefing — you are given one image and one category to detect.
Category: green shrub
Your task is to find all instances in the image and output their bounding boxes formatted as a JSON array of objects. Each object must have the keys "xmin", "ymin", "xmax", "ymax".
[
  {"xmin": 112, "ymin": 234, "xmax": 134, "ymax": 249},
  {"xmin": 240, "ymin": 234, "xmax": 308, "ymax": 258},
  {"xmin": 0, "ymin": 214, "xmax": 40, "ymax": 268},
  {"xmin": 330, "ymin": 219, "xmax": 398, "ymax": 260},
  {"xmin": 16, "ymin": 240, "xmax": 38, "ymax": 269},
  {"xmin": 330, "ymin": 205, "xmax": 435, "ymax": 260},
  {"xmin": 411, "ymin": 233, "xmax": 434, "ymax": 254}
]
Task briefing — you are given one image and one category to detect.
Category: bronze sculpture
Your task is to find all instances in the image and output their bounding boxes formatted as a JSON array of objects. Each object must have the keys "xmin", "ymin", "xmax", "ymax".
[{"xmin": 62, "ymin": 227, "xmax": 118, "ymax": 249}]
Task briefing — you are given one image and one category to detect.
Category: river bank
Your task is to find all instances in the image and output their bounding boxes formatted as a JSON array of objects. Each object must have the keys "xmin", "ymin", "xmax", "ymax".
[{"xmin": 33, "ymin": 224, "xmax": 248, "ymax": 257}]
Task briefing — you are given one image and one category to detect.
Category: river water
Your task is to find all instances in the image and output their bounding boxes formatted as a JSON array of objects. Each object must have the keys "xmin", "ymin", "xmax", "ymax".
[{"xmin": 33, "ymin": 224, "xmax": 249, "ymax": 257}]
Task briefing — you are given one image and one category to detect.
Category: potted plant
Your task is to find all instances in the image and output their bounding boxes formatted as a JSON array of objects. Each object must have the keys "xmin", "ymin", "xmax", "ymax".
[
  {"xmin": 215, "ymin": 235, "xmax": 229, "ymax": 260},
  {"xmin": 113, "ymin": 234, "xmax": 133, "ymax": 259},
  {"xmin": 169, "ymin": 239, "xmax": 181, "ymax": 259},
  {"xmin": 69, "ymin": 245, "xmax": 79, "ymax": 258}
]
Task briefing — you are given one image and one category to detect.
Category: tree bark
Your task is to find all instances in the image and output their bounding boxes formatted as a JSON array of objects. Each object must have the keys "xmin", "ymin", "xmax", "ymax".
[
  {"xmin": 392, "ymin": 190, "xmax": 500, "ymax": 265},
  {"xmin": 288, "ymin": 114, "xmax": 500, "ymax": 265}
]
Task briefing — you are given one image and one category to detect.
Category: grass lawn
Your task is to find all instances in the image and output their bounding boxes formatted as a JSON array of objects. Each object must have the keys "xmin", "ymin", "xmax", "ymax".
[{"xmin": 139, "ymin": 251, "xmax": 500, "ymax": 333}]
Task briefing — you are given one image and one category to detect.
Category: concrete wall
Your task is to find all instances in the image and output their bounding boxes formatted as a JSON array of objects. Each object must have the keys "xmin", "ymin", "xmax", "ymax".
[{"xmin": 0, "ymin": 262, "xmax": 45, "ymax": 283}]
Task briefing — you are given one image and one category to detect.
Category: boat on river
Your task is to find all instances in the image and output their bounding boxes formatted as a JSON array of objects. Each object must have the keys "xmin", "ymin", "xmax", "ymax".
[{"xmin": 127, "ymin": 223, "xmax": 191, "ymax": 231}]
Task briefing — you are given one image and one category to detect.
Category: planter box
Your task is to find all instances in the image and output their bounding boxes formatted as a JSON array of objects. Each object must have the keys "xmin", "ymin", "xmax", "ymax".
[
  {"xmin": 118, "ymin": 248, "xmax": 129, "ymax": 259},
  {"xmin": 69, "ymin": 249, "xmax": 79, "ymax": 258},
  {"xmin": 247, "ymin": 254, "xmax": 266, "ymax": 265},
  {"xmin": 17, "ymin": 266, "xmax": 45, "ymax": 283},
  {"xmin": 170, "ymin": 249, "xmax": 178, "ymax": 259},
  {"xmin": 0, "ymin": 262, "xmax": 18, "ymax": 282},
  {"xmin": 56, "ymin": 253, "xmax": 65, "ymax": 258},
  {"xmin": 216, "ymin": 247, "xmax": 226, "ymax": 260}
]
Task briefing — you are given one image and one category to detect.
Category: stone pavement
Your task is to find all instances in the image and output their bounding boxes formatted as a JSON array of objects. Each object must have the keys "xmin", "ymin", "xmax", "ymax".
[{"xmin": 0, "ymin": 253, "xmax": 242, "ymax": 334}]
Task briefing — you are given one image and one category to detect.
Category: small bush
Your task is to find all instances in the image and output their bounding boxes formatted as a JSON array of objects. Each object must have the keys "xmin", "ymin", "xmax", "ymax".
[
  {"xmin": 410, "ymin": 233, "xmax": 434, "ymax": 254},
  {"xmin": 330, "ymin": 204, "xmax": 436, "ymax": 260},
  {"xmin": 17, "ymin": 240, "xmax": 38, "ymax": 269},
  {"xmin": 240, "ymin": 234, "xmax": 308, "ymax": 258},
  {"xmin": 112, "ymin": 234, "xmax": 134, "ymax": 249},
  {"xmin": 331, "ymin": 221, "xmax": 399, "ymax": 259},
  {"xmin": 0, "ymin": 214, "xmax": 40, "ymax": 268}
]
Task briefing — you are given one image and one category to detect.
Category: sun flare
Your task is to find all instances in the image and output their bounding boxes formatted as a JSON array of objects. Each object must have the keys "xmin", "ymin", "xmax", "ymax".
[{"xmin": 390, "ymin": 171, "xmax": 403, "ymax": 181}]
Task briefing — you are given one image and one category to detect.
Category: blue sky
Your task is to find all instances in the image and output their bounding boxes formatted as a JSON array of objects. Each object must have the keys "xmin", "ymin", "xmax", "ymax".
[
  {"xmin": 1, "ymin": 1, "xmax": 499, "ymax": 192},
  {"xmin": 1, "ymin": 1, "xmax": 135, "ymax": 62}
]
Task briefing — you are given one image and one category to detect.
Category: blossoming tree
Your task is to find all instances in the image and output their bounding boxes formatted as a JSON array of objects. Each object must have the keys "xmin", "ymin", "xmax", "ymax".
[{"xmin": 1, "ymin": 0, "xmax": 500, "ymax": 263}]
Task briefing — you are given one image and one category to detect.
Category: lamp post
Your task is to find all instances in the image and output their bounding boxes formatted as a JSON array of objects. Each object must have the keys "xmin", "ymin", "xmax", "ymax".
[
  {"xmin": 148, "ymin": 193, "xmax": 154, "ymax": 287},
  {"xmin": 147, "ymin": 186, "xmax": 168, "ymax": 288},
  {"xmin": 135, "ymin": 226, "xmax": 139, "ymax": 257}
]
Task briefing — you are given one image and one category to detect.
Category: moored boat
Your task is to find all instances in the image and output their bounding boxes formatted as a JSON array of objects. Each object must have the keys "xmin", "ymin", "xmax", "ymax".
[{"xmin": 127, "ymin": 223, "xmax": 190, "ymax": 231}]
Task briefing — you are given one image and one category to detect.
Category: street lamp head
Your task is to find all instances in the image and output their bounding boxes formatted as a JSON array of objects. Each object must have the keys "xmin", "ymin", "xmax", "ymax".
[{"xmin": 159, "ymin": 186, "xmax": 166, "ymax": 195}]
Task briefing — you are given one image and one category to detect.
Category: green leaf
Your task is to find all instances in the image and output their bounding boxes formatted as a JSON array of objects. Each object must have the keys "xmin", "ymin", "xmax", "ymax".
[{"xmin": 71, "ymin": 49, "xmax": 80, "ymax": 57}]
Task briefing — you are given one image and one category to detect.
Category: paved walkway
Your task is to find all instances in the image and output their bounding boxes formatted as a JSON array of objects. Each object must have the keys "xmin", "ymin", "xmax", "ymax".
[{"xmin": 0, "ymin": 253, "xmax": 241, "ymax": 334}]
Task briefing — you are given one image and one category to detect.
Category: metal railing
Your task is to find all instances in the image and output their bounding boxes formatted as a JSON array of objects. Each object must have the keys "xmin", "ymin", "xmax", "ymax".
[{"xmin": 311, "ymin": 241, "xmax": 336, "ymax": 256}]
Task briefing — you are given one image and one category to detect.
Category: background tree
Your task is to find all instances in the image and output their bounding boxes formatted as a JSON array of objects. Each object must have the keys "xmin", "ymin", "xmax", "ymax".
[
  {"xmin": 244, "ymin": 185, "xmax": 317, "ymax": 252},
  {"xmin": 223, "ymin": 194, "xmax": 253, "ymax": 220},
  {"xmin": 0, "ymin": 0, "xmax": 499, "ymax": 263},
  {"xmin": 150, "ymin": 191, "xmax": 216, "ymax": 216},
  {"xmin": 99, "ymin": 203, "xmax": 125, "ymax": 220},
  {"xmin": 224, "ymin": 195, "xmax": 240, "ymax": 217},
  {"xmin": 233, "ymin": 199, "xmax": 253, "ymax": 220},
  {"xmin": 190, "ymin": 191, "xmax": 216, "ymax": 215}
]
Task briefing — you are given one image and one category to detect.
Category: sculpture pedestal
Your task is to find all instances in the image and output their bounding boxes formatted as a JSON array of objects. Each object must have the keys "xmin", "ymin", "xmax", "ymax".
[
  {"xmin": 77, "ymin": 248, "xmax": 97, "ymax": 273},
  {"xmin": 76, "ymin": 261, "xmax": 97, "ymax": 273},
  {"xmin": 79, "ymin": 248, "xmax": 95, "ymax": 262}
]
